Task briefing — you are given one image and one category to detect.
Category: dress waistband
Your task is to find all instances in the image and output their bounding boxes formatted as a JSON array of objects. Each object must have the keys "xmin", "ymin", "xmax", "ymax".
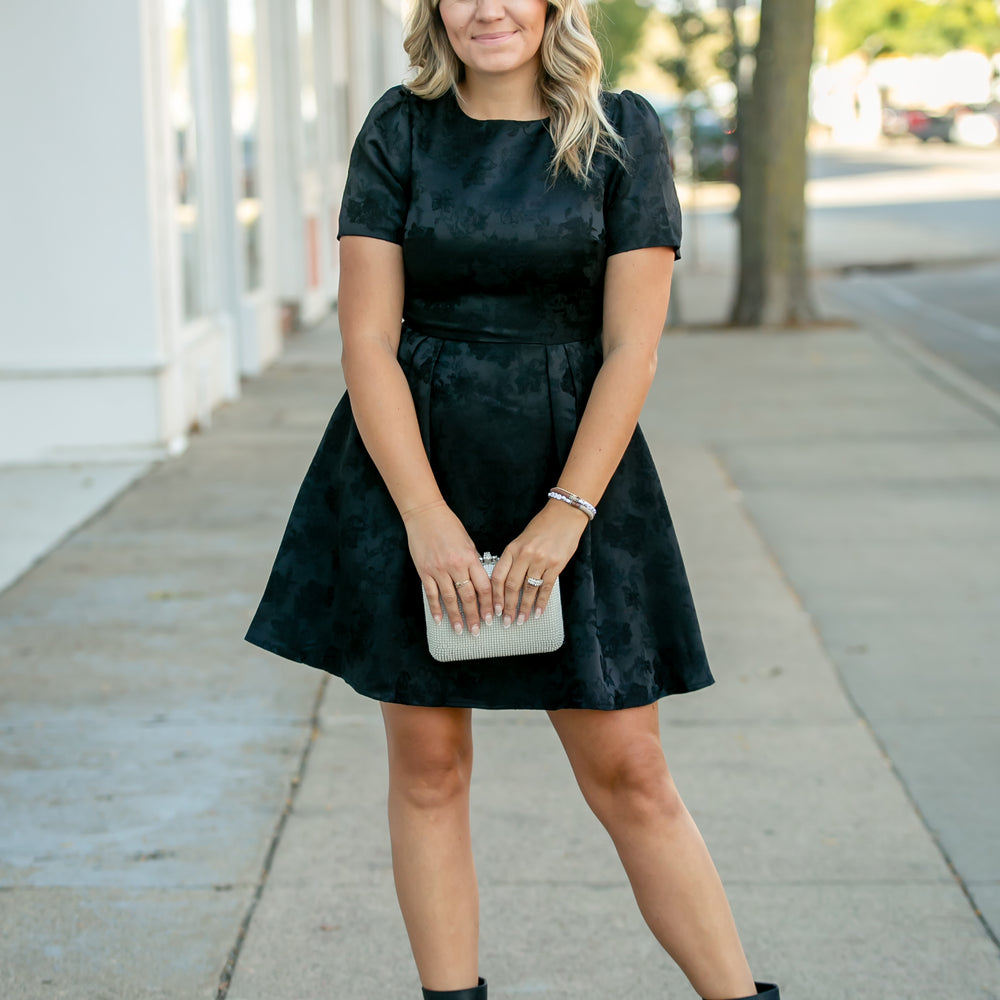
[{"xmin": 401, "ymin": 321, "xmax": 600, "ymax": 346}]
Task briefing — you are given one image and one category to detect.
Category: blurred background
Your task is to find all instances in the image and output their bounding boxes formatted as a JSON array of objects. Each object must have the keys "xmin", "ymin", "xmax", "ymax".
[
  {"xmin": 0, "ymin": 0, "xmax": 408, "ymax": 469},
  {"xmin": 1, "ymin": 0, "xmax": 998, "ymax": 468},
  {"xmin": 1, "ymin": 3, "xmax": 999, "ymax": 998}
]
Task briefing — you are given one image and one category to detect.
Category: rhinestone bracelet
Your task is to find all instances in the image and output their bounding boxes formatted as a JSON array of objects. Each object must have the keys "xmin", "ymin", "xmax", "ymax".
[{"xmin": 547, "ymin": 487, "xmax": 597, "ymax": 521}]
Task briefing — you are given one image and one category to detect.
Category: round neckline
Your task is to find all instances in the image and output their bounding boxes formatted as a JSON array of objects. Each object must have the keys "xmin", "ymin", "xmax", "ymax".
[{"xmin": 448, "ymin": 88, "xmax": 549, "ymax": 125}]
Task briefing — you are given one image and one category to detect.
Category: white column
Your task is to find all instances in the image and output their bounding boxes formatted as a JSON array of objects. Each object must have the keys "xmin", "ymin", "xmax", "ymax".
[
  {"xmin": 262, "ymin": 0, "xmax": 307, "ymax": 312},
  {"xmin": 0, "ymin": 0, "xmax": 164, "ymax": 461},
  {"xmin": 381, "ymin": 0, "xmax": 408, "ymax": 86},
  {"xmin": 347, "ymin": 0, "xmax": 377, "ymax": 132},
  {"xmin": 248, "ymin": 0, "xmax": 284, "ymax": 372},
  {"xmin": 150, "ymin": 0, "xmax": 240, "ymax": 451},
  {"xmin": 200, "ymin": 0, "xmax": 242, "ymax": 397}
]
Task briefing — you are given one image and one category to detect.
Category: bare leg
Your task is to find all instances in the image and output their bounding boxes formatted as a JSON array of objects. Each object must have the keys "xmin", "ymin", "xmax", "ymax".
[
  {"xmin": 548, "ymin": 703, "xmax": 757, "ymax": 1000},
  {"xmin": 380, "ymin": 703, "xmax": 480, "ymax": 992}
]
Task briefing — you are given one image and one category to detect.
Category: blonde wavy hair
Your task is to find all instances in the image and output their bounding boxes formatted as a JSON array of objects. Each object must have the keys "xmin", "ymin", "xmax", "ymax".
[{"xmin": 403, "ymin": 0, "xmax": 624, "ymax": 183}]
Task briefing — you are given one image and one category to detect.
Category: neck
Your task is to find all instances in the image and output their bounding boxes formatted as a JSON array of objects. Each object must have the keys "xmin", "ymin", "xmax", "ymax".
[{"xmin": 457, "ymin": 62, "xmax": 545, "ymax": 120}]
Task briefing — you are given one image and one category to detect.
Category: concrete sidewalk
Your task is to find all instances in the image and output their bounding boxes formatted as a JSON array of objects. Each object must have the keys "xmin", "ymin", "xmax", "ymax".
[{"xmin": 3, "ymin": 296, "xmax": 1000, "ymax": 994}]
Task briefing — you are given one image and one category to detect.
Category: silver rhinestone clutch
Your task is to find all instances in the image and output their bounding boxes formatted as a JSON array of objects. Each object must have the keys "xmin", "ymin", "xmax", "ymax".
[{"xmin": 422, "ymin": 552, "xmax": 565, "ymax": 662}]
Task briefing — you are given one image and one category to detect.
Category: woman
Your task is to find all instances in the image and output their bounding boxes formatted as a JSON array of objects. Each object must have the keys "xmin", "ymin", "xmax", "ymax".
[{"xmin": 246, "ymin": 0, "xmax": 781, "ymax": 998}]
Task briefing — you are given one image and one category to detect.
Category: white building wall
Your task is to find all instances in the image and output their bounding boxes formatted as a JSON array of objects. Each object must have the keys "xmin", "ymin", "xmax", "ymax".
[
  {"xmin": 143, "ymin": 0, "xmax": 241, "ymax": 454},
  {"xmin": 0, "ymin": 0, "xmax": 404, "ymax": 464},
  {"xmin": 0, "ymin": 1, "xmax": 167, "ymax": 460}
]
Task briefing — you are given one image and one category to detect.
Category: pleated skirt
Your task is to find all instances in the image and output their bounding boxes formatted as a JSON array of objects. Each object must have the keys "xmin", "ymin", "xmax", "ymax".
[{"xmin": 244, "ymin": 327, "xmax": 714, "ymax": 709}]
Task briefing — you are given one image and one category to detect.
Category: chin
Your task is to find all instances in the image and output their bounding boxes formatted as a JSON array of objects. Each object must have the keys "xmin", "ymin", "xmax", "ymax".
[
  {"xmin": 468, "ymin": 59, "xmax": 522, "ymax": 74},
  {"xmin": 463, "ymin": 51, "xmax": 530, "ymax": 73}
]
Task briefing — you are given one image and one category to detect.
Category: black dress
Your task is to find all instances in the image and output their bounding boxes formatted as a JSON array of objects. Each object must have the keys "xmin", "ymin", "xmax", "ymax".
[{"xmin": 244, "ymin": 85, "xmax": 715, "ymax": 710}]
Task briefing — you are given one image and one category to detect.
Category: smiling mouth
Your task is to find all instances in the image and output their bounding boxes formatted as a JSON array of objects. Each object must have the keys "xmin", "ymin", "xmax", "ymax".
[{"xmin": 474, "ymin": 31, "xmax": 516, "ymax": 42}]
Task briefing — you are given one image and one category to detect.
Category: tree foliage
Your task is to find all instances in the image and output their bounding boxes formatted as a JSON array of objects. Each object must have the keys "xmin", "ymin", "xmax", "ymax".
[
  {"xmin": 821, "ymin": 0, "xmax": 1000, "ymax": 61},
  {"xmin": 592, "ymin": 0, "xmax": 652, "ymax": 86},
  {"xmin": 656, "ymin": 2, "xmax": 734, "ymax": 95}
]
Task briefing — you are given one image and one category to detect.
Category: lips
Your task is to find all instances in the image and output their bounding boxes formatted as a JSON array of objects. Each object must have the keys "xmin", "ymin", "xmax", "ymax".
[{"xmin": 473, "ymin": 31, "xmax": 516, "ymax": 42}]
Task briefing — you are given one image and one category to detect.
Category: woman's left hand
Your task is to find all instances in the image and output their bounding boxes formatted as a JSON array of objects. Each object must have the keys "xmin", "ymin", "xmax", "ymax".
[{"xmin": 492, "ymin": 500, "xmax": 590, "ymax": 627}]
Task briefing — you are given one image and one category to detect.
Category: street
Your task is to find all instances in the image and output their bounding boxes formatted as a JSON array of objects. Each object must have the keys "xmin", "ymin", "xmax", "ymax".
[
  {"xmin": 678, "ymin": 139, "xmax": 1000, "ymax": 395},
  {"xmin": 810, "ymin": 142, "xmax": 1000, "ymax": 396}
]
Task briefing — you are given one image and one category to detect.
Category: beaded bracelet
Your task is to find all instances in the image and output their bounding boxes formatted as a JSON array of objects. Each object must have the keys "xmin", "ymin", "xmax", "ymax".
[{"xmin": 547, "ymin": 487, "xmax": 597, "ymax": 521}]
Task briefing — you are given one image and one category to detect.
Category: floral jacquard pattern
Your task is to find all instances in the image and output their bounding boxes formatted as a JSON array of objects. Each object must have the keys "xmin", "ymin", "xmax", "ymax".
[{"xmin": 244, "ymin": 84, "xmax": 714, "ymax": 710}]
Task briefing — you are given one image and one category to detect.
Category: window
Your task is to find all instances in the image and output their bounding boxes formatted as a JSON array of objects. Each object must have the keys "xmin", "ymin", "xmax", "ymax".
[
  {"xmin": 228, "ymin": 0, "xmax": 262, "ymax": 291},
  {"xmin": 297, "ymin": 0, "xmax": 319, "ymax": 169},
  {"xmin": 166, "ymin": 0, "xmax": 206, "ymax": 320}
]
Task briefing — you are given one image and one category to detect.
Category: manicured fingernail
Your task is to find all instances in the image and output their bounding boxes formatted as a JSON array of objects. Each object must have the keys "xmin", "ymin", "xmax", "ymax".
[
  {"xmin": 470, "ymin": 623, "xmax": 480, "ymax": 636},
  {"xmin": 503, "ymin": 615, "xmax": 512, "ymax": 628},
  {"xmin": 534, "ymin": 608, "xmax": 542, "ymax": 618},
  {"xmin": 517, "ymin": 613, "xmax": 526, "ymax": 625},
  {"xmin": 453, "ymin": 622, "xmax": 462, "ymax": 633},
  {"xmin": 484, "ymin": 613, "xmax": 493, "ymax": 624},
  {"xmin": 434, "ymin": 615, "xmax": 442, "ymax": 625},
  {"xmin": 495, "ymin": 604, "xmax": 503, "ymax": 617}
]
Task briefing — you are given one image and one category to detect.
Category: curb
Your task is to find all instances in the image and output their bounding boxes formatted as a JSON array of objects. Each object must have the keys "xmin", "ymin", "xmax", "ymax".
[{"xmin": 871, "ymin": 324, "xmax": 1000, "ymax": 427}]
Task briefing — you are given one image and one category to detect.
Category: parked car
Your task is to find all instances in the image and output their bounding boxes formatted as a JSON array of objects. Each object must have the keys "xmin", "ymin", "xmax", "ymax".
[
  {"xmin": 902, "ymin": 104, "xmax": 1000, "ymax": 146},
  {"xmin": 906, "ymin": 108, "xmax": 955, "ymax": 142},
  {"xmin": 880, "ymin": 105, "xmax": 912, "ymax": 138},
  {"xmin": 656, "ymin": 103, "xmax": 739, "ymax": 183}
]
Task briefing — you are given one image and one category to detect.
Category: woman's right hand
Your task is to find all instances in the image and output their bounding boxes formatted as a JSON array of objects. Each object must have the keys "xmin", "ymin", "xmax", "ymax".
[{"xmin": 402, "ymin": 501, "xmax": 493, "ymax": 635}]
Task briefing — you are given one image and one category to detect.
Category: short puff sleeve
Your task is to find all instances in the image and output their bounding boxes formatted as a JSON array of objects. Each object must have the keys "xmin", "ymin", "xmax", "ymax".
[
  {"xmin": 337, "ymin": 86, "xmax": 412, "ymax": 245},
  {"xmin": 604, "ymin": 90, "xmax": 682, "ymax": 260}
]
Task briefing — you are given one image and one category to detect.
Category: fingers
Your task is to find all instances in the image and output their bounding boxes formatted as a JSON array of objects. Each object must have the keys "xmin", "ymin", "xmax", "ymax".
[
  {"xmin": 424, "ymin": 574, "xmax": 464, "ymax": 633},
  {"xmin": 424, "ymin": 577, "xmax": 444, "ymax": 625},
  {"xmin": 470, "ymin": 562, "xmax": 494, "ymax": 626},
  {"xmin": 523, "ymin": 573, "xmax": 556, "ymax": 620},
  {"xmin": 503, "ymin": 567, "xmax": 528, "ymax": 626},
  {"xmin": 424, "ymin": 561, "xmax": 494, "ymax": 636},
  {"xmin": 455, "ymin": 560, "xmax": 494, "ymax": 634},
  {"xmin": 490, "ymin": 550, "xmax": 515, "ymax": 626},
  {"xmin": 508, "ymin": 568, "xmax": 550, "ymax": 623},
  {"xmin": 425, "ymin": 551, "xmax": 558, "ymax": 636},
  {"xmin": 492, "ymin": 552, "xmax": 556, "ymax": 627},
  {"xmin": 407, "ymin": 506, "xmax": 507, "ymax": 636}
]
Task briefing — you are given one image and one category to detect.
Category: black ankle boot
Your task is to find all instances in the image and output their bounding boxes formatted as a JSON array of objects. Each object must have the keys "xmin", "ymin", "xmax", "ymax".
[
  {"xmin": 704, "ymin": 982, "xmax": 779, "ymax": 1000},
  {"xmin": 421, "ymin": 976, "xmax": 487, "ymax": 1000}
]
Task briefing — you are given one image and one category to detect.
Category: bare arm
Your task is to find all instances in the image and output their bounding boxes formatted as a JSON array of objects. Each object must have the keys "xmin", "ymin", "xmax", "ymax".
[
  {"xmin": 492, "ymin": 246, "xmax": 675, "ymax": 623},
  {"xmin": 557, "ymin": 245, "xmax": 675, "ymax": 504},
  {"xmin": 338, "ymin": 236, "xmax": 494, "ymax": 631},
  {"xmin": 338, "ymin": 236, "xmax": 437, "ymax": 513}
]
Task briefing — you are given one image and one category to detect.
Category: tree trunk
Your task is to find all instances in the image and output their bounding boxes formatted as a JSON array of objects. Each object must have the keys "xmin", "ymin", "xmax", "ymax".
[{"xmin": 730, "ymin": 0, "xmax": 818, "ymax": 326}]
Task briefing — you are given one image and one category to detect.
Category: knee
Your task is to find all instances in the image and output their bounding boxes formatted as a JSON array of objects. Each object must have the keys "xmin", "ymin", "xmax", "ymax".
[
  {"xmin": 388, "ymin": 734, "xmax": 472, "ymax": 811},
  {"xmin": 583, "ymin": 736, "xmax": 685, "ymax": 827}
]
